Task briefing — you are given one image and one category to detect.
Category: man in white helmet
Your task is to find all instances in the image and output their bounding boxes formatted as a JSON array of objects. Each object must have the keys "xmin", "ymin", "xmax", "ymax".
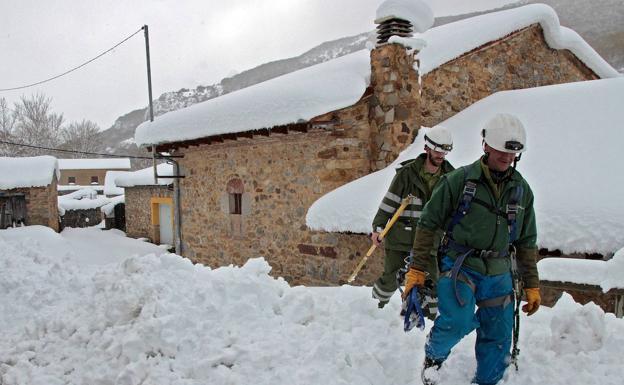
[
  {"xmin": 370, "ymin": 126, "xmax": 454, "ymax": 313},
  {"xmin": 403, "ymin": 113, "xmax": 540, "ymax": 385}
]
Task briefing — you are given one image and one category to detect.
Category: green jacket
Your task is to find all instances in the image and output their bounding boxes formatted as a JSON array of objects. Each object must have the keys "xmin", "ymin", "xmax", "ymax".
[
  {"xmin": 411, "ymin": 158, "xmax": 540, "ymax": 288},
  {"xmin": 372, "ymin": 153, "xmax": 454, "ymax": 252}
]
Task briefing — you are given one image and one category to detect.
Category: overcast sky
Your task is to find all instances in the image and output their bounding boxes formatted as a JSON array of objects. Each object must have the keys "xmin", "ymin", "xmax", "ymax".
[{"xmin": 1, "ymin": 0, "xmax": 517, "ymax": 130}]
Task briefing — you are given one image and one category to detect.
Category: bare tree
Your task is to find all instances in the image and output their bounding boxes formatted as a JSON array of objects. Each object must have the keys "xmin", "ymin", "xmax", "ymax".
[
  {"xmin": 0, "ymin": 97, "xmax": 16, "ymax": 156},
  {"xmin": 60, "ymin": 119, "xmax": 103, "ymax": 156},
  {"xmin": 13, "ymin": 94, "xmax": 64, "ymax": 156}
]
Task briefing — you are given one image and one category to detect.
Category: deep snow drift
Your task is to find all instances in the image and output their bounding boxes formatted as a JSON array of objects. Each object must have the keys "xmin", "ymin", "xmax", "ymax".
[{"xmin": 0, "ymin": 226, "xmax": 622, "ymax": 384}]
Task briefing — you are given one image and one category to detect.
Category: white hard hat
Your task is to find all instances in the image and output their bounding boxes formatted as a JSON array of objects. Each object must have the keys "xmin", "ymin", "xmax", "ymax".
[
  {"xmin": 424, "ymin": 125, "xmax": 453, "ymax": 154},
  {"xmin": 481, "ymin": 113, "xmax": 526, "ymax": 154}
]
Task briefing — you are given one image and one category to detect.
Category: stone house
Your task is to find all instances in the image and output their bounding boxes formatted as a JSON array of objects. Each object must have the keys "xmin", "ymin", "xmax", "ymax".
[
  {"xmin": 115, "ymin": 164, "xmax": 175, "ymax": 246},
  {"xmin": 0, "ymin": 156, "xmax": 60, "ymax": 231},
  {"xmin": 58, "ymin": 158, "xmax": 131, "ymax": 195},
  {"xmin": 134, "ymin": 4, "xmax": 620, "ymax": 285}
]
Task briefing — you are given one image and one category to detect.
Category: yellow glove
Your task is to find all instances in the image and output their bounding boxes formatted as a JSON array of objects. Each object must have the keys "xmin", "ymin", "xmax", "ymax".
[
  {"xmin": 402, "ymin": 268, "xmax": 426, "ymax": 300},
  {"xmin": 522, "ymin": 287, "xmax": 541, "ymax": 316}
]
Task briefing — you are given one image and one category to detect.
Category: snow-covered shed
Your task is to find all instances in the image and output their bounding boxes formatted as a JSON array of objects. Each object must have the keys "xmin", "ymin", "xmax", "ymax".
[
  {"xmin": 0, "ymin": 156, "xmax": 60, "ymax": 231},
  {"xmin": 115, "ymin": 164, "xmax": 174, "ymax": 246},
  {"xmin": 57, "ymin": 158, "xmax": 131, "ymax": 195},
  {"xmin": 57, "ymin": 188, "xmax": 111, "ymax": 230},
  {"xmin": 134, "ymin": 2, "xmax": 619, "ymax": 285}
]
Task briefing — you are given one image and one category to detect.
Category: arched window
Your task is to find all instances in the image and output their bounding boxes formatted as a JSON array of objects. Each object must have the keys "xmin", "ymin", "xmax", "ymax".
[{"xmin": 226, "ymin": 178, "xmax": 244, "ymax": 215}]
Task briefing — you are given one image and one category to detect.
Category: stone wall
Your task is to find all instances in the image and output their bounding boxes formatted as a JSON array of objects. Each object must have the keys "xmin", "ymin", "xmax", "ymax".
[
  {"xmin": 125, "ymin": 185, "xmax": 172, "ymax": 242},
  {"xmin": 60, "ymin": 208, "xmax": 102, "ymax": 230},
  {"xmin": 420, "ymin": 24, "xmax": 598, "ymax": 127},
  {"xmin": 175, "ymin": 102, "xmax": 373, "ymax": 285}
]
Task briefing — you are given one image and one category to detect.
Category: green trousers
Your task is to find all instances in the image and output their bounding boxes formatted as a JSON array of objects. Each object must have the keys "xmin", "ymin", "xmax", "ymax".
[{"xmin": 372, "ymin": 248, "xmax": 439, "ymax": 308}]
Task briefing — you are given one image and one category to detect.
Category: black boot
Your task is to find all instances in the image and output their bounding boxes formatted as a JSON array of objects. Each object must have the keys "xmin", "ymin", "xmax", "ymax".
[{"xmin": 421, "ymin": 357, "xmax": 443, "ymax": 385}]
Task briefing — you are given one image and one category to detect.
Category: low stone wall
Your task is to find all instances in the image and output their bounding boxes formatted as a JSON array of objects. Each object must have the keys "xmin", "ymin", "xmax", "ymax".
[
  {"xmin": 540, "ymin": 280, "xmax": 624, "ymax": 317},
  {"xmin": 60, "ymin": 208, "xmax": 102, "ymax": 230}
]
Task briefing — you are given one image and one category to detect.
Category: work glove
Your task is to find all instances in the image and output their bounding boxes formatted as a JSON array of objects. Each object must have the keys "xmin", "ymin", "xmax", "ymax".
[
  {"xmin": 522, "ymin": 287, "xmax": 541, "ymax": 316},
  {"xmin": 402, "ymin": 268, "xmax": 426, "ymax": 300}
]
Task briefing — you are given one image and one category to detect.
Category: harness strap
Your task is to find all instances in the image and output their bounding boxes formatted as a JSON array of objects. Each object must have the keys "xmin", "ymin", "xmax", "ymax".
[
  {"xmin": 449, "ymin": 250, "xmax": 473, "ymax": 307},
  {"xmin": 440, "ymin": 269, "xmax": 476, "ymax": 293}
]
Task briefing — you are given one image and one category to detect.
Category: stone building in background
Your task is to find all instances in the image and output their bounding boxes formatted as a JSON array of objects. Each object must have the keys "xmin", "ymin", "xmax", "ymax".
[{"xmin": 133, "ymin": 4, "xmax": 619, "ymax": 285}]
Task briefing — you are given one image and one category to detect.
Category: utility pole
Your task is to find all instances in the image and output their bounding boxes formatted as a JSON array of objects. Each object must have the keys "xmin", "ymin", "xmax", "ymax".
[{"xmin": 143, "ymin": 24, "xmax": 154, "ymax": 122}]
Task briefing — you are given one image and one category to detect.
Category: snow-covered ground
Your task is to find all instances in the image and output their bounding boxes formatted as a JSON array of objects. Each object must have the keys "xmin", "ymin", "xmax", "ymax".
[{"xmin": 1, "ymin": 226, "xmax": 622, "ymax": 384}]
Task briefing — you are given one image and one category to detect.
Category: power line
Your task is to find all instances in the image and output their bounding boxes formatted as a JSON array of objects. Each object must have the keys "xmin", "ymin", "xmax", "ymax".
[
  {"xmin": 0, "ymin": 139, "xmax": 152, "ymax": 159},
  {"xmin": 0, "ymin": 27, "xmax": 145, "ymax": 92}
]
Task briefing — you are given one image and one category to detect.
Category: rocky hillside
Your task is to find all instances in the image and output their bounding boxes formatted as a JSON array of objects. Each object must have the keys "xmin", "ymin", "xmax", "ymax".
[{"xmin": 100, "ymin": 0, "xmax": 623, "ymax": 159}]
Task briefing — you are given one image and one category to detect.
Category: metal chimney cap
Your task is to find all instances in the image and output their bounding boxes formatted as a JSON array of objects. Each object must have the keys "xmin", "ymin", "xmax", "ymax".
[{"xmin": 374, "ymin": 0, "xmax": 434, "ymax": 33}]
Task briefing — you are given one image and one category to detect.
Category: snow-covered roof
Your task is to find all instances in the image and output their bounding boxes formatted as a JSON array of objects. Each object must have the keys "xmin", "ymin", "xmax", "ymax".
[
  {"xmin": 0, "ymin": 156, "xmax": 59, "ymax": 189},
  {"xmin": 307, "ymin": 78, "xmax": 624, "ymax": 255},
  {"xmin": 114, "ymin": 163, "xmax": 175, "ymax": 188},
  {"xmin": 104, "ymin": 171, "xmax": 128, "ymax": 196},
  {"xmin": 101, "ymin": 195, "xmax": 125, "ymax": 217},
  {"xmin": 135, "ymin": 5, "xmax": 618, "ymax": 149},
  {"xmin": 395, "ymin": 3, "xmax": 621, "ymax": 78},
  {"xmin": 57, "ymin": 158, "xmax": 131, "ymax": 170},
  {"xmin": 134, "ymin": 49, "xmax": 372, "ymax": 147},
  {"xmin": 375, "ymin": 0, "xmax": 434, "ymax": 33},
  {"xmin": 58, "ymin": 188, "xmax": 111, "ymax": 215}
]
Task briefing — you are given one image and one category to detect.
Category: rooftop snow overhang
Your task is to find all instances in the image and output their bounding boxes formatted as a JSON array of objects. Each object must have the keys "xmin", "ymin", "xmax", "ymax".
[{"xmin": 135, "ymin": 50, "xmax": 373, "ymax": 148}]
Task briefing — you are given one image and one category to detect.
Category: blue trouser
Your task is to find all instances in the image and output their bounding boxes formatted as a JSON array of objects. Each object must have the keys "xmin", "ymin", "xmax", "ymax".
[{"xmin": 425, "ymin": 256, "xmax": 513, "ymax": 385}]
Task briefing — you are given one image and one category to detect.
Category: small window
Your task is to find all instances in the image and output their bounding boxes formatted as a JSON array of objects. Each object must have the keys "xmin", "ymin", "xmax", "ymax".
[
  {"xmin": 67, "ymin": 176, "xmax": 76, "ymax": 185},
  {"xmin": 90, "ymin": 176, "xmax": 99, "ymax": 185},
  {"xmin": 229, "ymin": 193, "xmax": 242, "ymax": 215},
  {"xmin": 226, "ymin": 178, "xmax": 244, "ymax": 215}
]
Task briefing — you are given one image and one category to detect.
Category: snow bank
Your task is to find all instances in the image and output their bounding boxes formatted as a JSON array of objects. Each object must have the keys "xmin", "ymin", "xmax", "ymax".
[
  {"xmin": 308, "ymin": 78, "xmax": 624, "ymax": 255},
  {"xmin": 1, "ymin": 226, "xmax": 623, "ymax": 385},
  {"xmin": 0, "ymin": 156, "xmax": 59, "ymax": 189},
  {"xmin": 375, "ymin": 0, "xmax": 434, "ymax": 33},
  {"xmin": 115, "ymin": 163, "xmax": 174, "ymax": 188},
  {"xmin": 134, "ymin": 50, "xmax": 371, "ymax": 147},
  {"xmin": 58, "ymin": 188, "xmax": 111, "ymax": 216},
  {"xmin": 57, "ymin": 158, "xmax": 131, "ymax": 170}
]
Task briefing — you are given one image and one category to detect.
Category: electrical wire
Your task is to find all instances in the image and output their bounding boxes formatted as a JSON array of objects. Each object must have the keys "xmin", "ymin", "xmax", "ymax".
[
  {"xmin": 0, "ymin": 139, "xmax": 152, "ymax": 159},
  {"xmin": 0, "ymin": 27, "xmax": 145, "ymax": 92}
]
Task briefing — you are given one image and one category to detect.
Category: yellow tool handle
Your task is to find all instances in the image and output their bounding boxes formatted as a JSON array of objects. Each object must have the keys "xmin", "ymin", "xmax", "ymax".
[{"xmin": 346, "ymin": 195, "xmax": 412, "ymax": 283}]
